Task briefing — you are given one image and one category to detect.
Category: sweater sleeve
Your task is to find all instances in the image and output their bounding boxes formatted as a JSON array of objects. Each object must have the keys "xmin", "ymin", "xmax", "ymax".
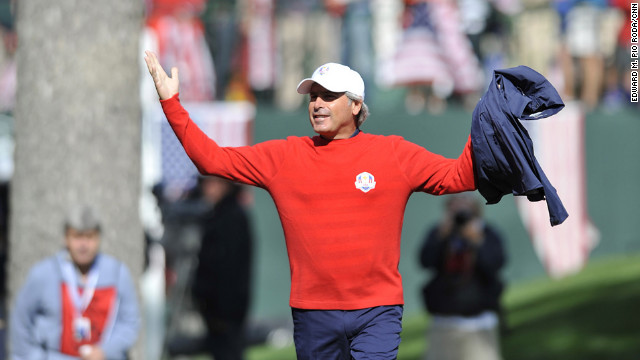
[
  {"xmin": 395, "ymin": 135, "xmax": 476, "ymax": 194},
  {"xmin": 160, "ymin": 94, "xmax": 286, "ymax": 188}
]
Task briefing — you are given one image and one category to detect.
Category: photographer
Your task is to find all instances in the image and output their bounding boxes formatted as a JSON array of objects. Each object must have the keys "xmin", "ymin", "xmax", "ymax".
[{"xmin": 419, "ymin": 194, "xmax": 507, "ymax": 360}]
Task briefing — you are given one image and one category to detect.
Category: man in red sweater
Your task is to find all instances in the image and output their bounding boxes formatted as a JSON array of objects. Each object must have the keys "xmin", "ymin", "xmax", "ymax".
[{"xmin": 145, "ymin": 50, "xmax": 476, "ymax": 359}]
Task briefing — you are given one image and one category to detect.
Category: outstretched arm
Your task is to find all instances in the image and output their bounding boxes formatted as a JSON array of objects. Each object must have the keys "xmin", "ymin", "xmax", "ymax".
[
  {"xmin": 396, "ymin": 136, "xmax": 476, "ymax": 195},
  {"xmin": 144, "ymin": 50, "xmax": 179, "ymax": 100},
  {"xmin": 146, "ymin": 50, "xmax": 285, "ymax": 188}
]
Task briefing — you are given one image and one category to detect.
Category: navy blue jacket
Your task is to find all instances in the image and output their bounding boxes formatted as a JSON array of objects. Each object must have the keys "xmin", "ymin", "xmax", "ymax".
[{"xmin": 470, "ymin": 66, "xmax": 569, "ymax": 226}]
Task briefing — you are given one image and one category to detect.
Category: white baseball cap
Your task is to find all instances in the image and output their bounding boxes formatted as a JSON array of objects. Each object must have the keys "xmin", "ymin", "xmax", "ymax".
[{"xmin": 296, "ymin": 63, "xmax": 365, "ymax": 100}]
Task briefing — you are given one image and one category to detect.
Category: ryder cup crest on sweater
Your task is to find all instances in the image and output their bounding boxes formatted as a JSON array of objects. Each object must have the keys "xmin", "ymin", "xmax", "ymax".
[{"xmin": 355, "ymin": 172, "xmax": 376, "ymax": 193}]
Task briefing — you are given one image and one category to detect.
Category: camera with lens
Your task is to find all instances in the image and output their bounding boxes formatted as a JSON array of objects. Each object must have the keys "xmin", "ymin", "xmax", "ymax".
[{"xmin": 453, "ymin": 209, "xmax": 474, "ymax": 227}]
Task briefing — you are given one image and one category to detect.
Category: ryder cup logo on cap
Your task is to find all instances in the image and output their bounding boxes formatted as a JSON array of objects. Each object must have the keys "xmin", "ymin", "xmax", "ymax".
[{"xmin": 297, "ymin": 63, "xmax": 365, "ymax": 100}]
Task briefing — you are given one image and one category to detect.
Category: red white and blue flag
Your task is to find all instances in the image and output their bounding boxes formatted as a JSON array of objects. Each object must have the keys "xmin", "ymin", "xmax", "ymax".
[
  {"xmin": 516, "ymin": 102, "xmax": 600, "ymax": 278},
  {"xmin": 160, "ymin": 101, "xmax": 255, "ymax": 195}
]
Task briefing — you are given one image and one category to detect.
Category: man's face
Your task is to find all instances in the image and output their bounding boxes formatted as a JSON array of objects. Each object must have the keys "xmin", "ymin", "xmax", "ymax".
[
  {"xmin": 307, "ymin": 83, "xmax": 362, "ymax": 139},
  {"xmin": 65, "ymin": 228, "xmax": 101, "ymax": 269},
  {"xmin": 202, "ymin": 176, "xmax": 231, "ymax": 204}
]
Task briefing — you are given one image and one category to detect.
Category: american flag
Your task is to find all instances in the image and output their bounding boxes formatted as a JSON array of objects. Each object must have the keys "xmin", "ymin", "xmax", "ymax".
[
  {"xmin": 160, "ymin": 101, "xmax": 255, "ymax": 195},
  {"xmin": 516, "ymin": 102, "xmax": 600, "ymax": 278},
  {"xmin": 247, "ymin": 0, "xmax": 276, "ymax": 91}
]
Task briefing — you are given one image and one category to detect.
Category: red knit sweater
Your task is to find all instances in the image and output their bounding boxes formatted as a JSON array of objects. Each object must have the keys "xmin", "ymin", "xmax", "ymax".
[{"xmin": 161, "ymin": 94, "xmax": 476, "ymax": 310}]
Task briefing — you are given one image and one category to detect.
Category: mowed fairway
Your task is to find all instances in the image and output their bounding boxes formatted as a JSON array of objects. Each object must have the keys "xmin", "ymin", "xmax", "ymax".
[{"xmin": 246, "ymin": 253, "xmax": 640, "ymax": 360}]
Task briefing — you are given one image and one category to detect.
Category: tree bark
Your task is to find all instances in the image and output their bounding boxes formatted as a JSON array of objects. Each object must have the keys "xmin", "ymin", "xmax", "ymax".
[{"xmin": 8, "ymin": 0, "xmax": 144, "ymax": 356}]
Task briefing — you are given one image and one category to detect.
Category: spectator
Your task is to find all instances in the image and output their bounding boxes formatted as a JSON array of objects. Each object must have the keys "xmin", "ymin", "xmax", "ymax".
[
  {"xmin": 201, "ymin": 0, "xmax": 240, "ymax": 101},
  {"xmin": 382, "ymin": 0, "xmax": 483, "ymax": 114},
  {"xmin": 326, "ymin": 0, "xmax": 376, "ymax": 102},
  {"xmin": 554, "ymin": 0, "xmax": 611, "ymax": 111},
  {"xmin": 274, "ymin": 0, "xmax": 341, "ymax": 110},
  {"xmin": 191, "ymin": 176, "xmax": 253, "ymax": 360},
  {"xmin": 419, "ymin": 193, "xmax": 507, "ymax": 360},
  {"xmin": 146, "ymin": 0, "xmax": 216, "ymax": 102},
  {"xmin": 510, "ymin": 0, "xmax": 558, "ymax": 78},
  {"xmin": 10, "ymin": 205, "xmax": 140, "ymax": 360},
  {"xmin": 604, "ymin": 0, "xmax": 636, "ymax": 110}
]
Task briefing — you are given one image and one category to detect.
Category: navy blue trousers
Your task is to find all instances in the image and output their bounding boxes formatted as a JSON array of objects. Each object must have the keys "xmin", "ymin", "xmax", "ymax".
[{"xmin": 291, "ymin": 305, "xmax": 403, "ymax": 360}]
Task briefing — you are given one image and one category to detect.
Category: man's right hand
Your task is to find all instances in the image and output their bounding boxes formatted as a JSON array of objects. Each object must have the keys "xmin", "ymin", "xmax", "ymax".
[{"xmin": 144, "ymin": 50, "xmax": 179, "ymax": 100}]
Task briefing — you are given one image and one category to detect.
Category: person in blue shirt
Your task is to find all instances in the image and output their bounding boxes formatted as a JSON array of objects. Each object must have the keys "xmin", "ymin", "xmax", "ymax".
[{"xmin": 10, "ymin": 205, "xmax": 140, "ymax": 360}]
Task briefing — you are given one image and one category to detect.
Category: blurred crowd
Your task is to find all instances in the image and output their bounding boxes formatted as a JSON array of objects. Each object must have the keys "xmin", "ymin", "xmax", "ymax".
[
  {"xmin": 139, "ymin": 0, "xmax": 638, "ymax": 114},
  {"xmin": 1, "ymin": 0, "xmax": 639, "ymax": 118}
]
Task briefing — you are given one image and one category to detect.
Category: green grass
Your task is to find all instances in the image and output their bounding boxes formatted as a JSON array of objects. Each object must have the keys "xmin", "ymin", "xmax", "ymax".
[{"xmin": 247, "ymin": 253, "xmax": 640, "ymax": 360}]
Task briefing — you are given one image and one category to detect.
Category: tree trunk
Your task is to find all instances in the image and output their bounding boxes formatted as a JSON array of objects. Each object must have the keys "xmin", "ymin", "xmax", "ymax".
[{"xmin": 8, "ymin": 0, "xmax": 144, "ymax": 357}]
